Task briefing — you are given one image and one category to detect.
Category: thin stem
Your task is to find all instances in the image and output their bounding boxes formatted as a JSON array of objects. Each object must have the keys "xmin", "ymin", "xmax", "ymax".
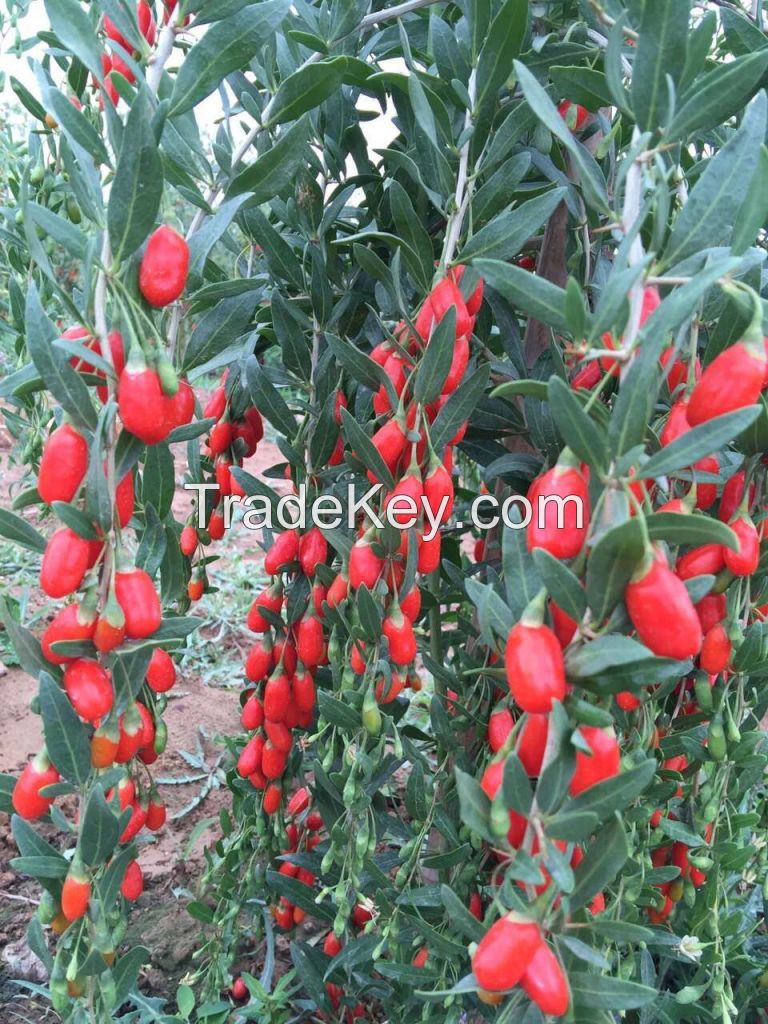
[
  {"xmin": 146, "ymin": 19, "xmax": 177, "ymax": 94},
  {"xmin": 441, "ymin": 67, "xmax": 477, "ymax": 268}
]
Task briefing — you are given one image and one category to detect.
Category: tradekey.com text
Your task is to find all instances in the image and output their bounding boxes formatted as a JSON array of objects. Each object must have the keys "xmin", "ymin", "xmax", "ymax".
[{"xmin": 184, "ymin": 483, "xmax": 585, "ymax": 543}]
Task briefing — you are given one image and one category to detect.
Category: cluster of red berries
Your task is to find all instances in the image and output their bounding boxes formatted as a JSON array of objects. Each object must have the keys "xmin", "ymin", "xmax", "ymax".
[
  {"xmin": 180, "ymin": 371, "xmax": 264, "ymax": 593},
  {"xmin": 12, "ymin": 223, "xmax": 195, "ymax": 935}
]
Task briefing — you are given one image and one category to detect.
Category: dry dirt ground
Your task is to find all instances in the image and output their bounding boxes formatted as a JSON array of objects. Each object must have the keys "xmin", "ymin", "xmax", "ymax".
[{"xmin": 0, "ymin": 404, "xmax": 285, "ymax": 1018}]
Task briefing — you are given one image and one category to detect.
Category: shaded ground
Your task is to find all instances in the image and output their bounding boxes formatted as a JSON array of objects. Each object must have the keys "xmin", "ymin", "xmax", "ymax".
[{"xmin": 0, "ymin": 405, "xmax": 284, "ymax": 1017}]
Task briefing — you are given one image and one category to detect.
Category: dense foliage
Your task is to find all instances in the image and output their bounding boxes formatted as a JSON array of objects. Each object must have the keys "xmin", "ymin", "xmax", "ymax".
[{"xmin": 3, "ymin": 0, "xmax": 768, "ymax": 1022}]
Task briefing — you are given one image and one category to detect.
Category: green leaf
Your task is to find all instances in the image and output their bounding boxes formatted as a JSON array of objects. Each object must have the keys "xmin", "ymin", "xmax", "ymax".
[
  {"xmin": 563, "ymin": 759, "xmax": 657, "ymax": 823},
  {"xmin": 187, "ymin": 195, "xmax": 252, "ymax": 280},
  {"xmin": 10, "ymin": 855, "xmax": 69, "ymax": 879},
  {"xmin": 265, "ymin": 56, "xmax": 365, "ymax": 127},
  {"xmin": 502, "ymin": 752, "xmax": 533, "ymax": 816},
  {"xmin": 28, "ymin": 203, "xmax": 88, "ymax": 260},
  {"xmin": 474, "ymin": 259, "xmax": 569, "ymax": 334},
  {"xmin": 244, "ymin": 357, "xmax": 297, "ymax": 440},
  {"xmin": 440, "ymin": 885, "xmax": 485, "ymax": 941},
  {"xmin": 570, "ymin": 816, "xmax": 628, "ymax": 911},
  {"xmin": 80, "ymin": 788, "xmax": 120, "ymax": 866},
  {"xmin": 142, "ymin": 443, "xmax": 176, "ymax": 520},
  {"xmin": 111, "ymin": 647, "xmax": 153, "ymax": 709},
  {"xmin": 266, "ymin": 869, "xmax": 334, "ymax": 921},
  {"xmin": 317, "ymin": 690, "xmax": 360, "ymax": 731},
  {"xmin": 184, "ymin": 293, "xmax": 258, "ymax": 372},
  {"xmin": 136, "ymin": 504, "xmax": 168, "ymax": 577},
  {"xmin": 465, "ymin": 578, "xmax": 514, "ymax": 645},
  {"xmin": 39, "ymin": 672, "xmax": 91, "ymax": 786},
  {"xmin": 664, "ymin": 92, "xmax": 767, "ymax": 266},
  {"xmin": 0, "ymin": 509, "xmax": 47, "ymax": 553},
  {"xmin": 546, "ymin": 810, "xmax": 600, "ymax": 842},
  {"xmin": 461, "ymin": 188, "xmax": 566, "ymax": 263},
  {"xmin": 11, "ymin": 76, "xmax": 47, "ymax": 122},
  {"xmin": 658, "ymin": 817, "xmax": 704, "ymax": 848},
  {"xmin": 46, "ymin": 88, "xmax": 110, "ymax": 164},
  {"xmin": 667, "ymin": 50, "xmax": 768, "ymax": 140},
  {"xmin": 502, "ymin": 508, "xmax": 542, "ymax": 620},
  {"xmin": 51, "ymin": 501, "xmax": 99, "ymax": 540},
  {"xmin": 44, "ymin": 0, "xmax": 103, "ymax": 80},
  {"xmin": 340, "ymin": 407, "xmax": 395, "ymax": 490},
  {"xmin": 533, "ymin": 548, "xmax": 587, "ymax": 621},
  {"xmin": 549, "ymin": 66, "xmax": 612, "ymax": 110},
  {"xmin": 108, "ymin": 88, "xmax": 162, "ymax": 260},
  {"xmin": 547, "ymin": 376, "xmax": 608, "ymax": 471},
  {"xmin": 25, "ymin": 284, "xmax": 97, "ymax": 433},
  {"xmin": 325, "ymin": 333, "xmax": 388, "ymax": 392},
  {"xmin": 454, "ymin": 767, "xmax": 492, "ymax": 842},
  {"xmin": 168, "ymin": 0, "xmax": 290, "ymax": 115},
  {"xmin": 567, "ymin": 635, "xmax": 654, "ymax": 679},
  {"xmin": 646, "ymin": 512, "xmax": 738, "ymax": 551},
  {"xmin": 389, "ymin": 181, "xmax": 433, "ymax": 292},
  {"xmin": 113, "ymin": 946, "xmax": 150, "ymax": 1006},
  {"xmin": 430, "ymin": 364, "xmax": 490, "ymax": 452},
  {"xmin": 0, "ymin": 601, "xmax": 52, "ymax": 680},
  {"xmin": 637, "ymin": 406, "xmax": 761, "ymax": 479},
  {"xmin": 570, "ymin": 972, "xmax": 657, "ymax": 1011},
  {"xmin": 733, "ymin": 146, "xmax": 768, "ymax": 255},
  {"xmin": 227, "ymin": 117, "xmax": 311, "ymax": 200},
  {"xmin": 586, "ymin": 519, "xmax": 645, "ymax": 621},
  {"xmin": 474, "ymin": 0, "xmax": 527, "ymax": 127},
  {"xmin": 630, "ymin": 0, "xmax": 690, "ymax": 132},
  {"xmin": 413, "ymin": 308, "xmax": 455, "ymax": 405},
  {"xmin": 513, "ymin": 60, "xmax": 608, "ymax": 212}
]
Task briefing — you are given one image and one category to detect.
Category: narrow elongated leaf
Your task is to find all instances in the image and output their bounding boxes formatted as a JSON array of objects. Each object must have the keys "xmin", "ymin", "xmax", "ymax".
[
  {"xmin": 169, "ymin": 0, "xmax": 290, "ymax": 115},
  {"xmin": 108, "ymin": 89, "xmax": 162, "ymax": 260},
  {"xmin": 533, "ymin": 548, "xmax": 587, "ymax": 621},
  {"xmin": 586, "ymin": 519, "xmax": 645, "ymax": 621},
  {"xmin": 39, "ymin": 672, "xmax": 91, "ymax": 786},
  {"xmin": 389, "ymin": 181, "xmax": 433, "ymax": 291},
  {"xmin": 0, "ymin": 509, "xmax": 46, "ymax": 553},
  {"xmin": 44, "ymin": 0, "xmax": 103, "ymax": 79},
  {"xmin": 664, "ymin": 92, "xmax": 767, "ymax": 265},
  {"xmin": 47, "ymin": 88, "xmax": 110, "ymax": 164},
  {"xmin": 454, "ymin": 768, "xmax": 492, "ymax": 841},
  {"xmin": 245, "ymin": 357, "xmax": 297, "ymax": 440},
  {"xmin": 474, "ymin": 0, "xmax": 527, "ymax": 125},
  {"xmin": 325, "ymin": 333, "xmax": 388, "ymax": 392},
  {"xmin": 184, "ymin": 293, "xmax": 258, "ymax": 371},
  {"xmin": 547, "ymin": 376, "xmax": 608, "ymax": 471},
  {"xmin": 513, "ymin": 61, "xmax": 608, "ymax": 212},
  {"xmin": 475, "ymin": 260, "xmax": 568, "ymax": 334},
  {"xmin": 570, "ymin": 972, "xmax": 657, "ymax": 1011},
  {"xmin": 340, "ymin": 408, "xmax": 395, "ymax": 490},
  {"xmin": 570, "ymin": 817, "xmax": 628, "ymax": 910},
  {"xmin": 187, "ymin": 194, "xmax": 253, "ymax": 278},
  {"xmin": 564, "ymin": 760, "xmax": 657, "ymax": 823},
  {"xmin": 80, "ymin": 788, "xmax": 120, "ymax": 866},
  {"xmin": 228, "ymin": 117, "xmax": 311, "ymax": 199},
  {"xmin": 630, "ymin": 0, "xmax": 690, "ymax": 131},
  {"xmin": 413, "ymin": 309, "xmax": 455, "ymax": 404},
  {"xmin": 265, "ymin": 56, "xmax": 363, "ymax": 126},
  {"xmin": 430, "ymin": 364, "xmax": 490, "ymax": 452},
  {"xmin": 667, "ymin": 50, "xmax": 768, "ymax": 140},
  {"xmin": 460, "ymin": 188, "xmax": 566, "ymax": 263},
  {"xmin": 646, "ymin": 512, "xmax": 737, "ymax": 551},
  {"xmin": 637, "ymin": 406, "xmax": 761, "ymax": 479},
  {"xmin": 25, "ymin": 285, "xmax": 97, "ymax": 432}
]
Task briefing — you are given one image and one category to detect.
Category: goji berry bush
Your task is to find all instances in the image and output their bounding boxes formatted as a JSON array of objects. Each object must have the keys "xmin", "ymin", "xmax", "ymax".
[{"xmin": 3, "ymin": 0, "xmax": 768, "ymax": 1021}]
